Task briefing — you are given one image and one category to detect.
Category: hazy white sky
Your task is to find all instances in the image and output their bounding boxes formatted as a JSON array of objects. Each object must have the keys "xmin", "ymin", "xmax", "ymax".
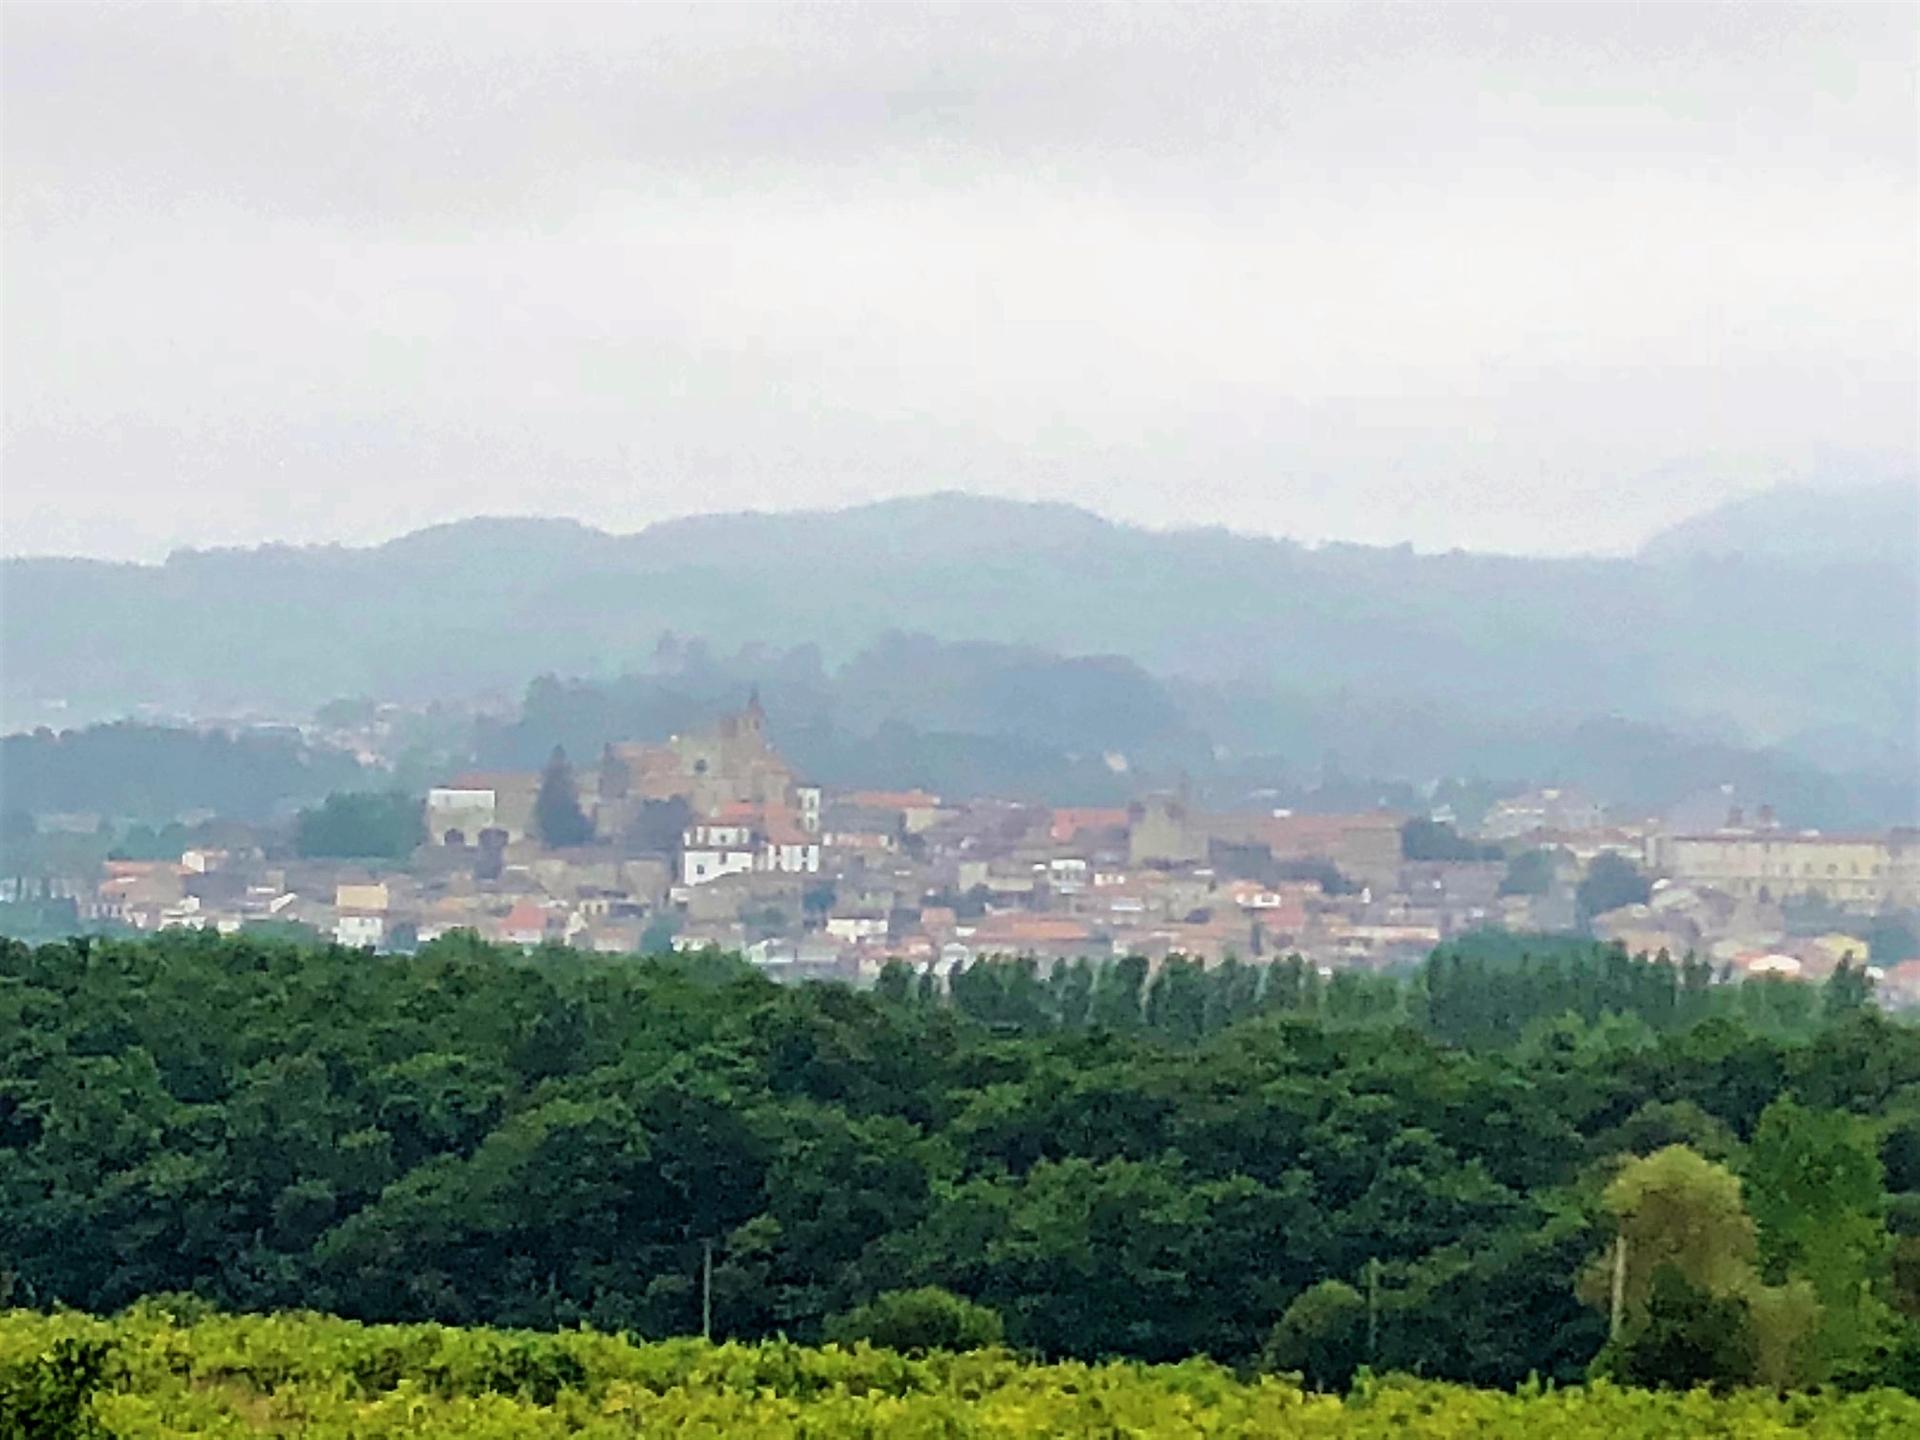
[{"xmin": 3, "ymin": 1, "xmax": 1914, "ymax": 560}]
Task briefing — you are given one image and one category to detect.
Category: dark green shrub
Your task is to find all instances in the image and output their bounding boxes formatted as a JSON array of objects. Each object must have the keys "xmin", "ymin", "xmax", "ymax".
[
  {"xmin": 0, "ymin": 1338, "xmax": 116, "ymax": 1440},
  {"xmin": 825, "ymin": 1287, "xmax": 1004, "ymax": 1354}
]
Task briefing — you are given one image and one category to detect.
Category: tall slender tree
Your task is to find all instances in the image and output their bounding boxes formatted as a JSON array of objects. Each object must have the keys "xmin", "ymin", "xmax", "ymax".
[{"xmin": 534, "ymin": 746, "xmax": 593, "ymax": 848}]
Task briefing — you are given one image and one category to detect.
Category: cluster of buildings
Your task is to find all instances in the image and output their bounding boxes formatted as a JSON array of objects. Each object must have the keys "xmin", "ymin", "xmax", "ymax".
[
  {"xmin": 1599, "ymin": 813, "xmax": 1920, "ymax": 994},
  {"xmin": 51, "ymin": 699, "xmax": 1920, "ymax": 997},
  {"xmin": 425, "ymin": 696, "xmax": 824, "ymax": 885},
  {"xmin": 1652, "ymin": 818, "xmax": 1920, "ymax": 913}
]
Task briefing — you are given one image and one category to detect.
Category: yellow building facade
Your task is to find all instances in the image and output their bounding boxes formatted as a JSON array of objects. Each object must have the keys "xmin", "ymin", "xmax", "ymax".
[{"xmin": 1658, "ymin": 830, "xmax": 1920, "ymax": 910}]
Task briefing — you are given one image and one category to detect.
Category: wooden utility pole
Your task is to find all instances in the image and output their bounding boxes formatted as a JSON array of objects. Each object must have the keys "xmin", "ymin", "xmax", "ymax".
[
  {"xmin": 1608, "ymin": 1232, "xmax": 1627, "ymax": 1341},
  {"xmin": 1366, "ymin": 1257, "xmax": 1380, "ymax": 1363},
  {"xmin": 701, "ymin": 1239, "xmax": 714, "ymax": 1342}
]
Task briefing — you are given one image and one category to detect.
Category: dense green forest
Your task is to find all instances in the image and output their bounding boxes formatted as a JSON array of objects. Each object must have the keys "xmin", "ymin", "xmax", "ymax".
[
  {"xmin": 0, "ymin": 723, "xmax": 365, "ymax": 824},
  {"xmin": 9, "ymin": 496, "xmax": 1917, "ymax": 819},
  {"xmin": 292, "ymin": 791, "xmax": 425, "ymax": 860},
  {"xmin": 12, "ymin": 501, "xmax": 1920, "ymax": 826},
  {"xmin": 3, "ymin": 932, "xmax": 1919, "ymax": 1397}
]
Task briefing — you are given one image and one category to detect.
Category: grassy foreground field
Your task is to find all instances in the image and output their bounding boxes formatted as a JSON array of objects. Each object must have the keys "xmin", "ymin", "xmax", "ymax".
[{"xmin": 5, "ymin": 1308, "xmax": 1919, "ymax": 1438}]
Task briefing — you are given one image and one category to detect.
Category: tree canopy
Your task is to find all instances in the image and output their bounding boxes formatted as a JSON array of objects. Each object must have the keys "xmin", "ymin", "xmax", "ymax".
[
  {"xmin": 1401, "ymin": 818, "xmax": 1502, "ymax": 863},
  {"xmin": 3, "ymin": 931, "xmax": 1920, "ymax": 1393},
  {"xmin": 294, "ymin": 791, "xmax": 424, "ymax": 859},
  {"xmin": 534, "ymin": 747, "xmax": 593, "ymax": 848},
  {"xmin": 1578, "ymin": 853, "xmax": 1653, "ymax": 921}
]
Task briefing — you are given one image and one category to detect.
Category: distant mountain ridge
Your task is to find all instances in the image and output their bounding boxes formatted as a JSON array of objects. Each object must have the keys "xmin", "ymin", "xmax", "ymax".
[
  {"xmin": 3, "ymin": 489, "xmax": 1913, "ymax": 804},
  {"xmin": 1641, "ymin": 478, "xmax": 1917, "ymax": 564}
]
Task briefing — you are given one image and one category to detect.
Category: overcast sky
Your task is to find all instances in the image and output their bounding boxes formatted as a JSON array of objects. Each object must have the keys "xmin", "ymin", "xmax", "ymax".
[{"xmin": 3, "ymin": 1, "xmax": 1914, "ymax": 561}]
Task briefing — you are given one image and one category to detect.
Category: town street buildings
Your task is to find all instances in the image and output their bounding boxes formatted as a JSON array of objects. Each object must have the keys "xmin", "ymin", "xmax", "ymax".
[{"xmin": 23, "ymin": 697, "xmax": 1912, "ymax": 1006}]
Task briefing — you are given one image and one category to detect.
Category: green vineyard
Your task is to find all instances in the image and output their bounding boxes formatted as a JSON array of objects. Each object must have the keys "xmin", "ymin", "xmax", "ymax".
[{"xmin": 5, "ymin": 1308, "xmax": 1918, "ymax": 1439}]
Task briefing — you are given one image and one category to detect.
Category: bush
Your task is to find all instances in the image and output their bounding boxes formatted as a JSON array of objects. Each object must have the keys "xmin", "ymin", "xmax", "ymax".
[
  {"xmin": 1596, "ymin": 1266, "xmax": 1757, "ymax": 1391},
  {"xmin": 1262, "ymin": 1280, "xmax": 1367, "ymax": 1391},
  {"xmin": 1577, "ymin": 853, "xmax": 1652, "ymax": 921},
  {"xmin": 295, "ymin": 791, "xmax": 424, "ymax": 859},
  {"xmin": 0, "ymin": 1338, "xmax": 115, "ymax": 1440},
  {"xmin": 5, "ymin": 1310, "xmax": 1920, "ymax": 1435},
  {"xmin": 824, "ymin": 1288, "xmax": 1004, "ymax": 1353},
  {"xmin": 1402, "ymin": 818, "xmax": 1501, "ymax": 863}
]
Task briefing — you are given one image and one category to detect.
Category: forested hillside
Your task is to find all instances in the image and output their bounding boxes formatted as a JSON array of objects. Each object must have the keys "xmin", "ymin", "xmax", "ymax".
[
  {"xmin": 0, "ymin": 723, "xmax": 366, "ymax": 823},
  {"xmin": 5, "ymin": 667, "xmax": 1911, "ymax": 832},
  {"xmin": 4, "ymin": 933, "xmax": 1920, "ymax": 1393},
  {"xmin": 1641, "ymin": 478, "xmax": 1918, "ymax": 566},
  {"xmin": 481, "ymin": 650, "xmax": 1915, "ymax": 823},
  {"xmin": 6, "ymin": 491, "xmax": 1913, "ymax": 788}
]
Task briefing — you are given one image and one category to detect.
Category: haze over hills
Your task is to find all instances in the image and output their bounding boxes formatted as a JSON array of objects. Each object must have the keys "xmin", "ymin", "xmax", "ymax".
[
  {"xmin": 1640, "ymin": 477, "xmax": 1918, "ymax": 565},
  {"xmin": 3, "ymin": 483, "xmax": 1914, "ymax": 825}
]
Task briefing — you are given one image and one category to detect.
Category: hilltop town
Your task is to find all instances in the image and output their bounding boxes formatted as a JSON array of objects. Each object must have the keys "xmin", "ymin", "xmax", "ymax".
[{"xmin": 22, "ymin": 693, "xmax": 1916, "ymax": 1004}]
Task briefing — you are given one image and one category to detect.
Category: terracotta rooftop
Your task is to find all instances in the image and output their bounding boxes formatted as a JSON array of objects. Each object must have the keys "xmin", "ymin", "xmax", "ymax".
[
  {"xmin": 848, "ymin": 789, "xmax": 943, "ymax": 810},
  {"xmin": 968, "ymin": 914, "xmax": 1094, "ymax": 944},
  {"xmin": 501, "ymin": 902, "xmax": 550, "ymax": 934}
]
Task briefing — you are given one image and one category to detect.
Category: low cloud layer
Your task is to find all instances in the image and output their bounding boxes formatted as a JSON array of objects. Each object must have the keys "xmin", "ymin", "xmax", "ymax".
[{"xmin": 4, "ymin": 2, "xmax": 1913, "ymax": 559}]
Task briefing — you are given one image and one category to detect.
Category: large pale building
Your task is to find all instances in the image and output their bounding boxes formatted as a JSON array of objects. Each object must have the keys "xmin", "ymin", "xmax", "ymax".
[
  {"xmin": 586, "ymin": 695, "xmax": 823, "ymax": 881},
  {"xmin": 680, "ymin": 802, "xmax": 822, "ymax": 886},
  {"xmin": 1127, "ymin": 792, "xmax": 1207, "ymax": 867},
  {"xmin": 1207, "ymin": 810, "xmax": 1406, "ymax": 888},
  {"xmin": 425, "ymin": 772, "xmax": 542, "ymax": 846},
  {"xmin": 598, "ymin": 693, "xmax": 805, "ymax": 823},
  {"xmin": 425, "ymin": 787, "xmax": 498, "ymax": 847},
  {"xmin": 426, "ymin": 698, "xmax": 816, "ymax": 854},
  {"xmin": 1655, "ymin": 828, "xmax": 1920, "ymax": 910}
]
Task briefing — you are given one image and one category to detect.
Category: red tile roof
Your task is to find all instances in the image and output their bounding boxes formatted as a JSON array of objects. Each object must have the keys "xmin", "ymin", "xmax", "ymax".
[
  {"xmin": 763, "ymin": 815, "xmax": 813, "ymax": 846},
  {"xmin": 501, "ymin": 902, "xmax": 549, "ymax": 935},
  {"xmin": 968, "ymin": 914, "xmax": 1094, "ymax": 945},
  {"xmin": 848, "ymin": 789, "xmax": 942, "ymax": 810}
]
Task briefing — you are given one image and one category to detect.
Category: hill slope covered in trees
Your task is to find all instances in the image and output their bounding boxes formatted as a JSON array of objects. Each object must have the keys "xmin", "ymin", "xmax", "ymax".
[
  {"xmin": 4, "ymin": 932, "xmax": 1920, "ymax": 1394},
  {"xmin": 5, "ymin": 490, "xmax": 1913, "ymax": 789}
]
